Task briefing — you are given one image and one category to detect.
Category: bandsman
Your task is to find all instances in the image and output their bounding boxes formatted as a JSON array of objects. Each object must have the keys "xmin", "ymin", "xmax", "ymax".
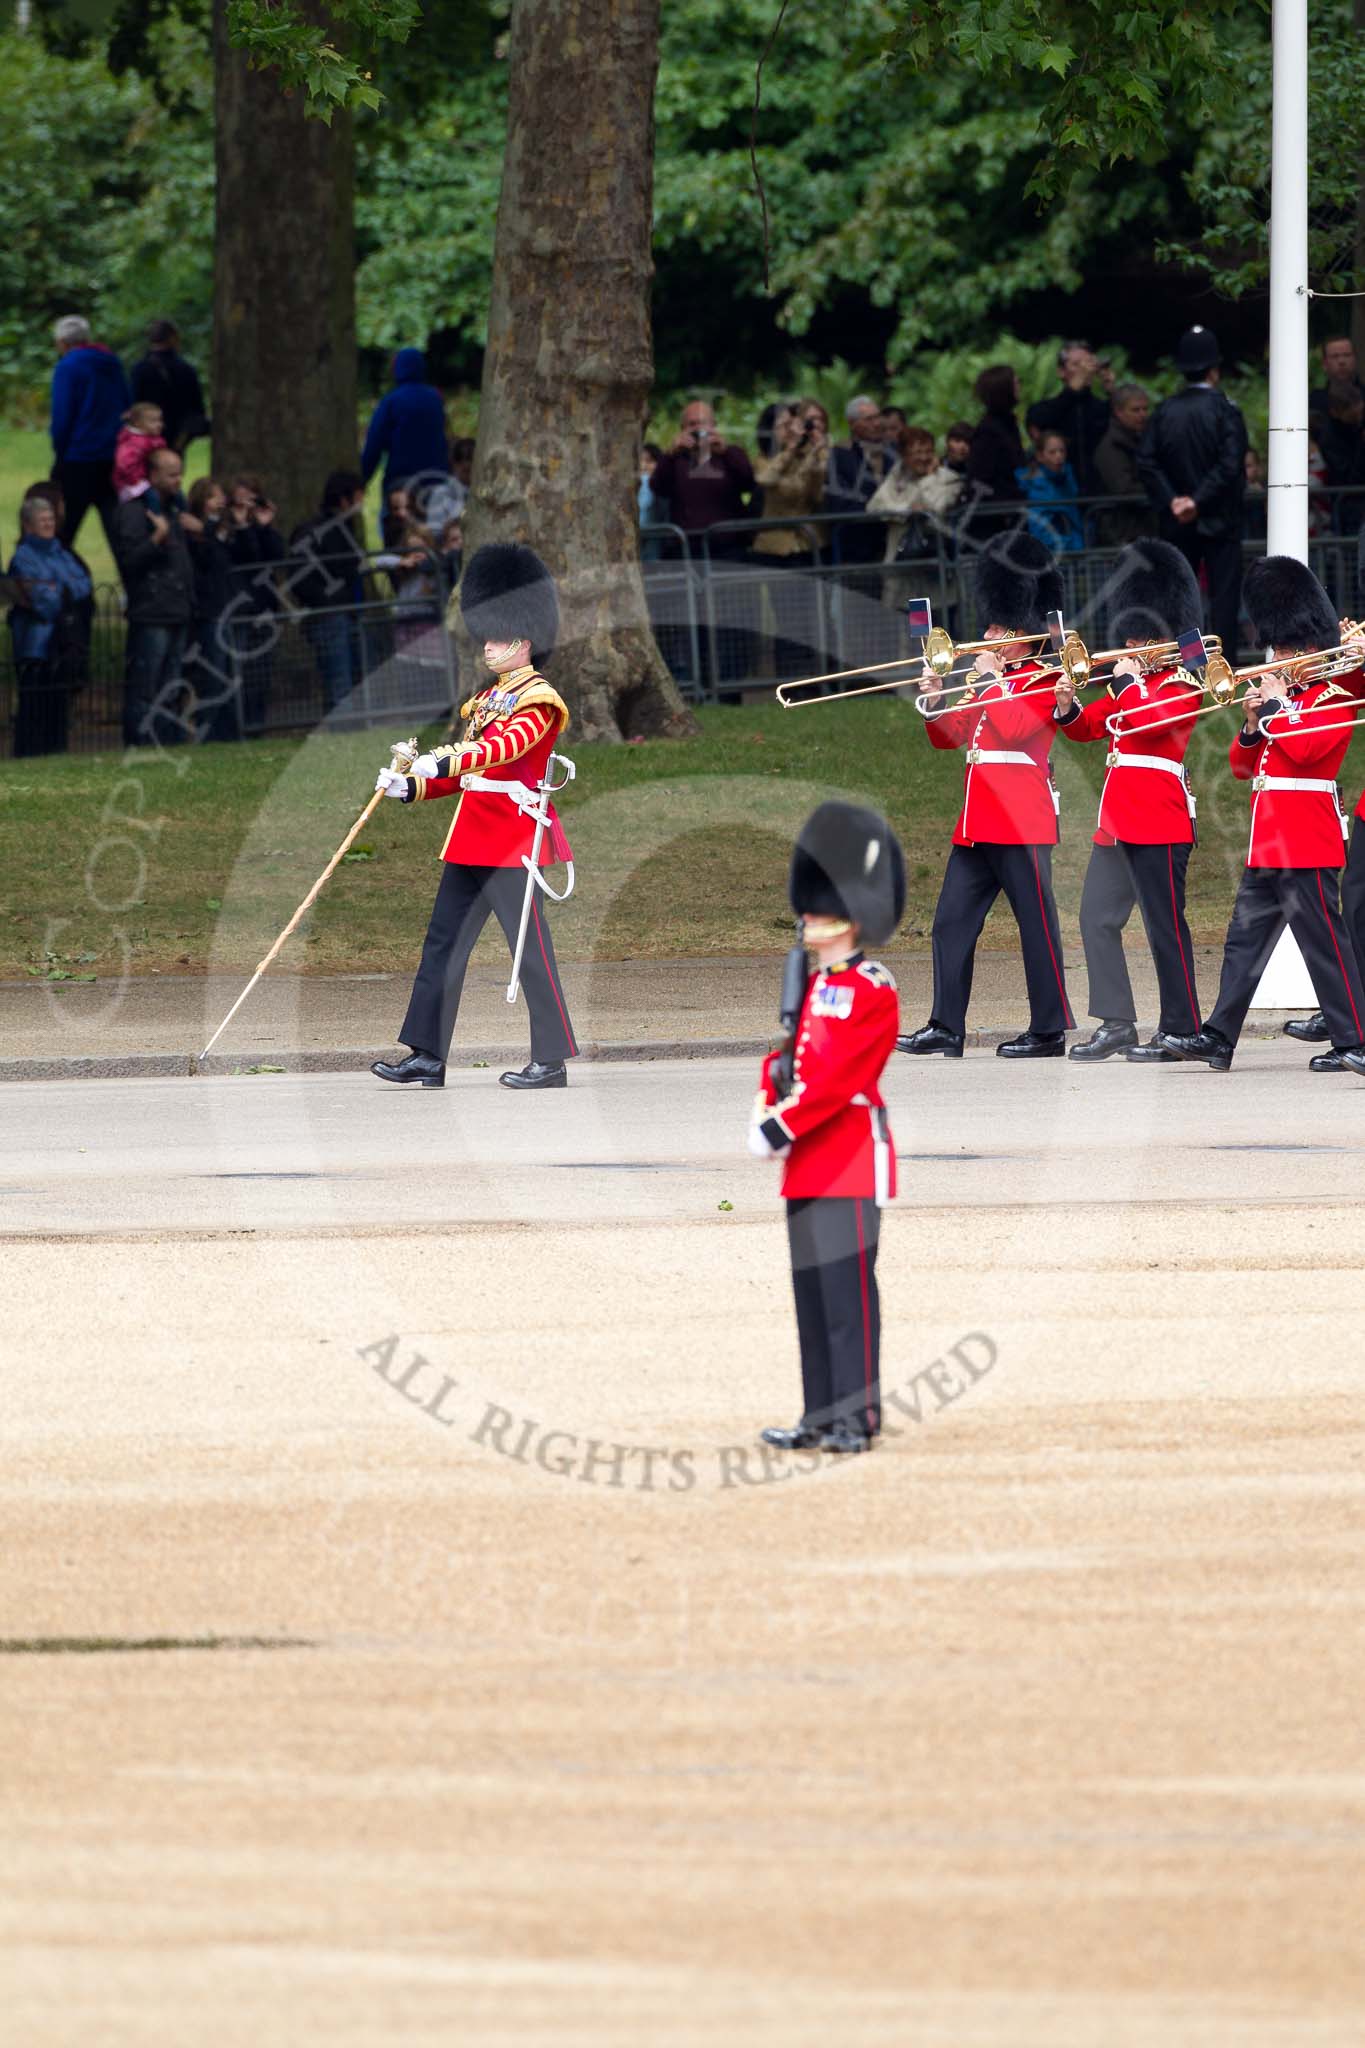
[
  {"xmin": 899, "ymin": 530, "xmax": 1075, "ymax": 1059},
  {"xmin": 1053, "ymin": 539, "xmax": 1205, "ymax": 1062},
  {"xmin": 1161, "ymin": 555, "xmax": 1365, "ymax": 1074}
]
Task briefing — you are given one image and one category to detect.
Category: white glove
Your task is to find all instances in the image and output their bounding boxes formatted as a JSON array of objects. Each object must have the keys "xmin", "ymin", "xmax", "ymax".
[
  {"xmin": 747, "ymin": 1100, "xmax": 789, "ymax": 1159},
  {"xmin": 412, "ymin": 752, "xmax": 441, "ymax": 778},
  {"xmin": 375, "ymin": 766, "xmax": 410, "ymax": 800}
]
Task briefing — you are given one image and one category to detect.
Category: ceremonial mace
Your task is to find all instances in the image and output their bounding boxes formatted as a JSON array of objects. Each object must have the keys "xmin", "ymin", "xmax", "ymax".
[{"xmin": 192, "ymin": 735, "xmax": 420, "ymax": 1072}]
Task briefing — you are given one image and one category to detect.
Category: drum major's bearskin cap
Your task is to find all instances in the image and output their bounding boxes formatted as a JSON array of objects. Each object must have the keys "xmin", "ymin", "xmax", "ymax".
[
  {"xmin": 973, "ymin": 530, "xmax": 1063, "ymax": 635},
  {"xmin": 788, "ymin": 801, "xmax": 906, "ymax": 947},
  {"xmin": 1243, "ymin": 555, "xmax": 1339, "ymax": 652},
  {"xmin": 1105, "ymin": 538, "xmax": 1203, "ymax": 647},
  {"xmin": 460, "ymin": 543, "xmax": 560, "ymax": 660}
]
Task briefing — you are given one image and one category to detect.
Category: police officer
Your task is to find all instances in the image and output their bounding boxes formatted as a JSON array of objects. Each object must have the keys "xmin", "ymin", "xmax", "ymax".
[
  {"xmin": 1137, "ymin": 325, "xmax": 1247, "ymax": 659},
  {"xmin": 751, "ymin": 802, "xmax": 905, "ymax": 1455}
]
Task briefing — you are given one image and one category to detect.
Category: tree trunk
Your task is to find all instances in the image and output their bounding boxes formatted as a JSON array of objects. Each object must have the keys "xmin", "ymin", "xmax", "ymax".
[
  {"xmin": 467, "ymin": 0, "xmax": 698, "ymax": 741},
  {"xmin": 212, "ymin": 0, "xmax": 357, "ymax": 539}
]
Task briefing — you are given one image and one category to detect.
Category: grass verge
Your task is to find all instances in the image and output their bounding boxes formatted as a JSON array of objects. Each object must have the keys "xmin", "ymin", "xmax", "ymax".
[{"xmin": 2, "ymin": 697, "xmax": 1361, "ymax": 982}]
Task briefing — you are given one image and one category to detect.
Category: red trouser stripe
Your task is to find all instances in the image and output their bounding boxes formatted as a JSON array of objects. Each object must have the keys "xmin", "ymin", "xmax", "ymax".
[
  {"xmin": 1167, "ymin": 846, "xmax": 1199, "ymax": 1028},
  {"xmin": 1030, "ymin": 848, "xmax": 1074, "ymax": 1027},
  {"xmin": 1314, "ymin": 869, "xmax": 1362, "ymax": 1041},
  {"xmin": 532, "ymin": 895, "xmax": 577, "ymax": 1055},
  {"xmin": 854, "ymin": 1203, "xmax": 874, "ymax": 1435}
]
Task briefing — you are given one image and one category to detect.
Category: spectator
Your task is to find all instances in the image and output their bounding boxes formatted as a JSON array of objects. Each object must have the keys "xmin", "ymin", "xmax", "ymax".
[
  {"xmin": 291, "ymin": 470, "xmax": 368, "ymax": 715},
  {"xmin": 1310, "ymin": 335, "xmax": 1365, "ymax": 422},
  {"xmin": 20, "ymin": 479, "xmax": 94, "ymax": 698},
  {"xmin": 113, "ymin": 402, "xmax": 168, "ymax": 504},
  {"xmin": 6, "ymin": 493, "xmax": 92, "ymax": 758},
  {"xmin": 182, "ymin": 478, "xmax": 240, "ymax": 742},
  {"xmin": 112, "ymin": 446, "xmax": 195, "ymax": 748},
  {"xmin": 436, "ymin": 517, "xmax": 463, "ymax": 595},
  {"xmin": 48, "ymin": 314, "xmax": 130, "ymax": 552},
  {"xmin": 963, "ymin": 363, "xmax": 1026, "ymax": 536},
  {"xmin": 639, "ymin": 441, "xmax": 668, "ymax": 562},
  {"xmin": 1307, "ymin": 417, "xmax": 1333, "ymax": 540},
  {"xmin": 449, "ymin": 437, "xmax": 476, "ymax": 498},
  {"xmin": 648, "ymin": 400, "xmax": 755, "ymax": 555},
  {"xmin": 879, "ymin": 405, "xmax": 908, "ymax": 441},
  {"xmin": 1316, "ymin": 378, "xmax": 1365, "ymax": 535},
  {"xmin": 1093, "ymin": 382, "xmax": 1153, "ymax": 544},
  {"xmin": 943, "ymin": 422, "xmax": 973, "ymax": 477},
  {"xmin": 750, "ymin": 400, "xmax": 830, "ymax": 673},
  {"xmin": 1243, "ymin": 446, "xmax": 1268, "ymax": 542},
  {"xmin": 867, "ymin": 425, "xmax": 963, "ymax": 569},
  {"xmin": 1137, "ymin": 325, "xmax": 1247, "ymax": 658},
  {"xmin": 1017, "ymin": 430, "xmax": 1085, "ymax": 554},
  {"xmin": 129, "ymin": 320, "xmax": 210, "ymax": 454},
  {"xmin": 361, "ymin": 348, "xmax": 450, "ymax": 500},
  {"xmin": 382, "ymin": 483, "xmax": 415, "ymax": 549},
  {"xmin": 226, "ymin": 474, "xmax": 285, "ymax": 736},
  {"xmin": 1026, "ymin": 339, "xmax": 1111, "ymax": 493},
  {"xmin": 825, "ymin": 394, "xmax": 893, "ymax": 563}
]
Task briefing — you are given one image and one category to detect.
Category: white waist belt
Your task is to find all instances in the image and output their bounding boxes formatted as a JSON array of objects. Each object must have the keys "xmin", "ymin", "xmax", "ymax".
[
  {"xmin": 1105, "ymin": 751, "xmax": 1185, "ymax": 775},
  {"xmin": 1252, "ymin": 775, "xmax": 1339, "ymax": 793},
  {"xmin": 461, "ymin": 773, "xmax": 544, "ymax": 814},
  {"xmin": 965, "ymin": 748, "xmax": 1040, "ymax": 767}
]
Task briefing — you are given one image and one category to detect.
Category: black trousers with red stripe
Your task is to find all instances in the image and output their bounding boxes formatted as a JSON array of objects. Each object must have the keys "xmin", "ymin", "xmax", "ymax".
[
  {"xmin": 930, "ymin": 842, "xmax": 1074, "ymax": 1037},
  {"xmin": 786, "ymin": 1197, "xmax": 881, "ymax": 1438},
  {"xmin": 1342, "ymin": 825, "xmax": 1365, "ymax": 981},
  {"xmin": 1207, "ymin": 865, "xmax": 1365, "ymax": 1050},
  {"xmin": 400, "ymin": 862, "xmax": 578, "ymax": 1065},
  {"xmin": 1079, "ymin": 840, "xmax": 1202, "ymax": 1035}
]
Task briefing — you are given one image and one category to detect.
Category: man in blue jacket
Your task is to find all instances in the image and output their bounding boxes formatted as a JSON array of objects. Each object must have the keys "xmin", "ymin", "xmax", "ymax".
[
  {"xmin": 360, "ymin": 349, "xmax": 451, "ymax": 511},
  {"xmin": 48, "ymin": 315, "xmax": 131, "ymax": 551}
]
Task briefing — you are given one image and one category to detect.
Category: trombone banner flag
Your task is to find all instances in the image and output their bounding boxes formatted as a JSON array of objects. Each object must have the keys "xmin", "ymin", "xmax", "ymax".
[
  {"xmin": 905, "ymin": 597, "xmax": 933, "ymax": 636},
  {"xmin": 1178, "ymin": 628, "xmax": 1210, "ymax": 671}
]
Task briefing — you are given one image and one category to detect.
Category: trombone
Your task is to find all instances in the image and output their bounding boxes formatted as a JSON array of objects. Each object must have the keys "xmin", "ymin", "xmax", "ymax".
[
  {"xmin": 916, "ymin": 631, "xmax": 1228, "ymax": 714},
  {"xmin": 1097, "ymin": 632, "xmax": 1365, "ymax": 743}
]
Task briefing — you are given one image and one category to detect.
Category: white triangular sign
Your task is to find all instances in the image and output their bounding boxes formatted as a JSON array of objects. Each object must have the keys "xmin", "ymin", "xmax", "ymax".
[{"xmin": 1249, "ymin": 927, "xmax": 1318, "ymax": 1008}]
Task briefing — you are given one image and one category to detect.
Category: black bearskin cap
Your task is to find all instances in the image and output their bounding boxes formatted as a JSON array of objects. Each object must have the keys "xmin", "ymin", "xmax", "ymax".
[
  {"xmin": 1105, "ymin": 538, "xmax": 1203, "ymax": 646},
  {"xmin": 460, "ymin": 543, "xmax": 560, "ymax": 660},
  {"xmin": 1243, "ymin": 555, "xmax": 1339, "ymax": 653},
  {"xmin": 788, "ymin": 801, "xmax": 906, "ymax": 947},
  {"xmin": 973, "ymin": 530, "xmax": 1064, "ymax": 635}
]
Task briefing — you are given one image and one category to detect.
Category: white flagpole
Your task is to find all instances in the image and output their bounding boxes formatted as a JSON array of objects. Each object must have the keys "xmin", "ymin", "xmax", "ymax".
[{"xmin": 1254, "ymin": 0, "xmax": 1319, "ymax": 1010}]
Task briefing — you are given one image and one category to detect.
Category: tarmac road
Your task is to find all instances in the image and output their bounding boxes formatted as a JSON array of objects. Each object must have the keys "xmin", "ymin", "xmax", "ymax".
[{"xmin": 3, "ymin": 1052, "xmax": 1365, "ymax": 2045}]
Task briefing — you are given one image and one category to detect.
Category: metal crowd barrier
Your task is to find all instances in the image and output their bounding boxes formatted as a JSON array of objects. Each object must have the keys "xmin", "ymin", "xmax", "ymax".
[
  {"xmin": 0, "ymin": 551, "xmax": 460, "ymax": 760},
  {"xmin": 8, "ymin": 502, "xmax": 1365, "ymax": 754}
]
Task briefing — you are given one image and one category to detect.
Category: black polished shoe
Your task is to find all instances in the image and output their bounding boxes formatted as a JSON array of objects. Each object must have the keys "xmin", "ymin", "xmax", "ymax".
[
  {"xmin": 1344, "ymin": 1048, "xmax": 1365, "ymax": 1077},
  {"xmin": 897, "ymin": 1023, "xmax": 964, "ymax": 1058},
  {"xmin": 997, "ymin": 1030, "xmax": 1066, "ymax": 1059},
  {"xmin": 499, "ymin": 1060, "xmax": 567, "ymax": 1090},
  {"xmin": 1157, "ymin": 1028, "xmax": 1234, "ymax": 1071},
  {"xmin": 1284, "ymin": 1011, "xmax": 1329, "ymax": 1043},
  {"xmin": 820, "ymin": 1422, "xmax": 874, "ymax": 1455},
  {"xmin": 371, "ymin": 1050, "xmax": 445, "ymax": 1088},
  {"xmin": 760, "ymin": 1423, "xmax": 823, "ymax": 1451},
  {"xmin": 1068, "ymin": 1020, "xmax": 1138, "ymax": 1062},
  {"xmin": 1124, "ymin": 1035, "xmax": 1177, "ymax": 1063},
  {"xmin": 1310, "ymin": 1046, "xmax": 1362, "ymax": 1073}
]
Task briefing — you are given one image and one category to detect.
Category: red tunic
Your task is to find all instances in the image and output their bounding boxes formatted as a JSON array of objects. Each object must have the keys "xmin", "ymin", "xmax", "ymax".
[
  {"xmin": 1056, "ymin": 664, "xmax": 1202, "ymax": 847},
  {"xmin": 755, "ymin": 957, "xmax": 899, "ymax": 1202},
  {"xmin": 924, "ymin": 659, "xmax": 1059, "ymax": 846},
  {"xmin": 1230, "ymin": 677, "xmax": 1356, "ymax": 868},
  {"xmin": 406, "ymin": 668, "xmax": 572, "ymax": 868}
]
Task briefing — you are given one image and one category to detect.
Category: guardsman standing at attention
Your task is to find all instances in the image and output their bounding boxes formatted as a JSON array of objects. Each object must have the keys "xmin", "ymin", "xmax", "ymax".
[
  {"xmin": 1161, "ymin": 555, "xmax": 1365, "ymax": 1074},
  {"xmin": 899, "ymin": 530, "xmax": 1075, "ymax": 1059},
  {"xmin": 751, "ymin": 801, "xmax": 905, "ymax": 1456},
  {"xmin": 371, "ymin": 543, "xmax": 579, "ymax": 1091},
  {"xmin": 1054, "ymin": 538, "xmax": 1206, "ymax": 1063}
]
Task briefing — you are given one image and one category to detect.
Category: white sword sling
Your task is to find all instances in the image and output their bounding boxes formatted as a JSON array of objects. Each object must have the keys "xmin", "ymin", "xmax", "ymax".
[{"xmin": 473, "ymin": 751, "xmax": 576, "ymax": 1004}]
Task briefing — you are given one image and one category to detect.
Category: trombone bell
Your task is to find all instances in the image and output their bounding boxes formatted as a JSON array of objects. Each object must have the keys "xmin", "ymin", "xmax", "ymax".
[
  {"xmin": 923, "ymin": 626, "xmax": 956, "ymax": 679},
  {"xmin": 1204, "ymin": 653, "xmax": 1236, "ymax": 705}
]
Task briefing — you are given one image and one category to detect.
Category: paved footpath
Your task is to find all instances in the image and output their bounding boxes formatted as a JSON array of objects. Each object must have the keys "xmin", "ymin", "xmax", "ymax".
[{"xmin": 0, "ymin": 941, "xmax": 1296, "ymax": 1080}]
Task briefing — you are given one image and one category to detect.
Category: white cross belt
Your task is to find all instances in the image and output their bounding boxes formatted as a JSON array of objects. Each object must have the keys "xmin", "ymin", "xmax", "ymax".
[
  {"xmin": 1104, "ymin": 751, "xmax": 1186, "ymax": 775},
  {"xmin": 965, "ymin": 748, "xmax": 1040, "ymax": 767},
  {"xmin": 1251, "ymin": 775, "xmax": 1339, "ymax": 794}
]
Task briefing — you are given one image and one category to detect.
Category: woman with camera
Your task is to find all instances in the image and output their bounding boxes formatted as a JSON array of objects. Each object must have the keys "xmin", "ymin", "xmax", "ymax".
[{"xmin": 750, "ymin": 399, "xmax": 830, "ymax": 676}]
